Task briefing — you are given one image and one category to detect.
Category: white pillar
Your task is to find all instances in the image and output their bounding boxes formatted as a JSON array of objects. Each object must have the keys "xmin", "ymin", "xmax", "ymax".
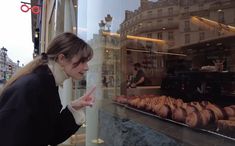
[
  {"xmin": 40, "ymin": 0, "xmax": 47, "ymax": 52},
  {"xmin": 86, "ymin": 37, "xmax": 104, "ymax": 146},
  {"xmin": 59, "ymin": 0, "xmax": 73, "ymax": 108},
  {"xmin": 59, "ymin": 0, "xmax": 74, "ymax": 145}
]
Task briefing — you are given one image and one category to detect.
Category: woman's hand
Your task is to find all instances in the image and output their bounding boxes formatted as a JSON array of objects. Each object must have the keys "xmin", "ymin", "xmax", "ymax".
[
  {"xmin": 71, "ymin": 86, "xmax": 96, "ymax": 110},
  {"xmin": 130, "ymin": 83, "xmax": 136, "ymax": 88}
]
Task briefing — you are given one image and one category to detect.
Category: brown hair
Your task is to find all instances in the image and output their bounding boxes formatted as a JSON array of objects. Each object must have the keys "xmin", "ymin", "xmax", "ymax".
[{"xmin": 3, "ymin": 32, "xmax": 93, "ymax": 90}]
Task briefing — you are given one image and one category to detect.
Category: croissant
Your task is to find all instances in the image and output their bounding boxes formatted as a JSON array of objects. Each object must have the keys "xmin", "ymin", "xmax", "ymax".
[
  {"xmin": 157, "ymin": 104, "xmax": 172, "ymax": 118},
  {"xmin": 224, "ymin": 106, "xmax": 235, "ymax": 117},
  {"xmin": 200, "ymin": 109, "xmax": 216, "ymax": 126},
  {"xmin": 186, "ymin": 111, "xmax": 202, "ymax": 128},
  {"xmin": 186, "ymin": 105, "xmax": 198, "ymax": 115},
  {"xmin": 136, "ymin": 99, "xmax": 145, "ymax": 109},
  {"xmin": 172, "ymin": 107, "xmax": 187, "ymax": 122},
  {"xmin": 217, "ymin": 120, "xmax": 235, "ymax": 132},
  {"xmin": 206, "ymin": 104, "xmax": 226, "ymax": 121},
  {"xmin": 175, "ymin": 99, "xmax": 184, "ymax": 107},
  {"xmin": 152, "ymin": 104, "xmax": 163, "ymax": 114},
  {"xmin": 190, "ymin": 102, "xmax": 204, "ymax": 111}
]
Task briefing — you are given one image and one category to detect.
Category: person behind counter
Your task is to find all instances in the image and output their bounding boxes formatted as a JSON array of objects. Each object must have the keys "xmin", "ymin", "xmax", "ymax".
[
  {"xmin": 128, "ymin": 63, "xmax": 150, "ymax": 88},
  {"xmin": 0, "ymin": 32, "xmax": 96, "ymax": 146}
]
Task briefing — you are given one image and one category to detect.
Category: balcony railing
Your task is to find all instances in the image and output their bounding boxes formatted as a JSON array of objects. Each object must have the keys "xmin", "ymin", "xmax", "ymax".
[
  {"xmin": 134, "ymin": 22, "xmax": 179, "ymax": 34},
  {"xmin": 122, "ymin": 11, "xmax": 179, "ymax": 30}
]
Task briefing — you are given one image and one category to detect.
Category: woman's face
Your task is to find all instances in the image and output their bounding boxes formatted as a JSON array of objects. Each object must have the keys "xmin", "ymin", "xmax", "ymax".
[{"xmin": 60, "ymin": 55, "xmax": 89, "ymax": 80}]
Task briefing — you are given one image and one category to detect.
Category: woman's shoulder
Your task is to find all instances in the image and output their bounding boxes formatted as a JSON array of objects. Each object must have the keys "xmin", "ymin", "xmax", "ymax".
[{"xmin": 14, "ymin": 65, "xmax": 55, "ymax": 89}]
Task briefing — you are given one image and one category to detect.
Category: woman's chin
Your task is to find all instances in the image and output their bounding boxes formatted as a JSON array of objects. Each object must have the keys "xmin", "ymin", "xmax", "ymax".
[{"xmin": 76, "ymin": 75, "xmax": 83, "ymax": 80}]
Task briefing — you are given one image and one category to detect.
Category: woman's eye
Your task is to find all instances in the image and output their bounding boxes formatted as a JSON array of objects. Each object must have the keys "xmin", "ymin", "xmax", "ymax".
[{"xmin": 72, "ymin": 62, "xmax": 80, "ymax": 67}]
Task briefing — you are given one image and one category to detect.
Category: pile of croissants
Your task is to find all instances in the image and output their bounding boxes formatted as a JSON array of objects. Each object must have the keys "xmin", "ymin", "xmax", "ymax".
[{"xmin": 114, "ymin": 95, "xmax": 235, "ymax": 132}]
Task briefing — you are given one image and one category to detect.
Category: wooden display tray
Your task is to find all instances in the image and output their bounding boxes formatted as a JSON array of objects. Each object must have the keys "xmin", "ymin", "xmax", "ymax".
[{"xmin": 112, "ymin": 101, "xmax": 235, "ymax": 142}]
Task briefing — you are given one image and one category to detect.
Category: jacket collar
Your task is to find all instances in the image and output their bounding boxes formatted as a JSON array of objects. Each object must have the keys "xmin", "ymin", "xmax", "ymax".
[{"xmin": 48, "ymin": 60, "xmax": 69, "ymax": 86}]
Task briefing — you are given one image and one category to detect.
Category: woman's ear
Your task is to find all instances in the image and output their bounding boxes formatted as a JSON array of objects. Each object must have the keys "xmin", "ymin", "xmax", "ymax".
[{"xmin": 57, "ymin": 54, "xmax": 66, "ymax": 67}]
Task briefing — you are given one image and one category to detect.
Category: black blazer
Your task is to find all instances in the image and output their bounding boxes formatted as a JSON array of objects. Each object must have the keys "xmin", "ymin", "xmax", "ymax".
[{"xmin": 0, "ymin": 65, "xmax": 80, "ymax": 146}]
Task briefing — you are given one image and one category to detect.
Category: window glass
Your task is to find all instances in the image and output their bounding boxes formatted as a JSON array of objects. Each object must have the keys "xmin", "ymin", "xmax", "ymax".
[{"xmin": 75, "ymin": 1, "xmax": 235, "ymax": 146}]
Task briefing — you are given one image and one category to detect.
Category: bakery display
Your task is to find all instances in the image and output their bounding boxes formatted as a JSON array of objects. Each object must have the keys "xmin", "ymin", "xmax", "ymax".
[{"xmin": 113, "ymin": 94, "xmax": 235, "ymax": 139}]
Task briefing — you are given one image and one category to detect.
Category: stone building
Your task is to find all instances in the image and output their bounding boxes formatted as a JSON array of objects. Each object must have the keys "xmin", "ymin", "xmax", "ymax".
[
  {"xmin": 0, "ymin": 48, "xmax": 19, "ymax": 81},
  {"xmin": 119, "ymin": 0, "xmax": 235, "ymax": 86}
]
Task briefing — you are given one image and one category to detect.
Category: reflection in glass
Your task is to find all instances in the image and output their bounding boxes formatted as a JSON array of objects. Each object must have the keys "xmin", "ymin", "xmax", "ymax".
[{"xmin": 77, "ymin": 0, "xmax": 235, "ymax": 145}]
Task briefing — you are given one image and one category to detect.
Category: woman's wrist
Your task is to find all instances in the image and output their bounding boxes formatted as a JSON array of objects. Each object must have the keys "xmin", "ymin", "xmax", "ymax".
[
  {"xmin": 68, "ymin": 104, "xmax": 85, "ymax": 125},
  {"xmin": 71, "ymin": 101, "xmax": 82, "ymax": 111}
]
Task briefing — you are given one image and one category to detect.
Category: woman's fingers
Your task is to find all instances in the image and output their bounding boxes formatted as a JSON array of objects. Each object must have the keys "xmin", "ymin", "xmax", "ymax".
[
  {"xmin": 82, "ymin": 86, "xmax": 96, "ymax": 106},
  {"xmin": 85, "ymin": 86, "xmax": 96, "ymax": 97}
]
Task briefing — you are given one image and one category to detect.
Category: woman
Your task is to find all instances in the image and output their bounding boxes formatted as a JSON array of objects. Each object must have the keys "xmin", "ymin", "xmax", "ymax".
[{"xmin": 0, "ymin": 32, "xmax": 95, "ymax": 146}]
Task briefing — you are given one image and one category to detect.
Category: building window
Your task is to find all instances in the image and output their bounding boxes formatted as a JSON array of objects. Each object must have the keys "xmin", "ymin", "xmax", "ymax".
[
  {"xmin": 147, "ymin": 33, "xmax": 152, "ymax": 38},
  {"xmin": 147, "ymin": 10, "xmax": 152, "ymax": 14},
  {"xmin": 199, "ymin": 32, "xmax": 205, "ymax": 41},
  {"xmin": 168, "ymin": 18, "xmax": 173, "ymax": 25},
  {"xmin": 168, "ymin": 7, "xmax": 173, "ymax": 16},
  {"xmin": 185, "ymin": 34, "xmax": 190, "ymax": 44},
  {"xmin": 198, "ymin": 25, "xmax": 204, "ymax": 31},
  {"xmin": 147, "ymin": 33, "xmax": 153, "ymax": 47},
  {"xmin": 157, "ymin": 32, "xmax": 163, "ymax": 39},
  {"xmin": 184, "ymin": 7, "xmax": 189, "ymax": 12},
  {"xmin": 147, "ymin": 10, "xmax": 152, "ymax": 17},
  {"xmin": 182, "ymin": 0, "xmax": 189, "ymax": 5},
  {"xmin": 158, "ymin": 9, "xmax": 163, "ymax": 17},
  {"xmin": 147, "ymin": 21, "xmax": 152, "ymax": 26},
  {"xmin": 157, "ymin": 19, "xmax": 163, "ymax": 26},
  {"xmin": 184, "ymin": 20, "xmax": 190, "ymax": 31},
  {"xmin": 198, "ymin": 3, "xmax": 204, "ymax": 10},
  {"xmin": 168, "ymin": 31, "xmax": 174, "ymax": 40},
  {"xmin": 218, "ymin": 11, "xmax": 225, "ymax": 23}
]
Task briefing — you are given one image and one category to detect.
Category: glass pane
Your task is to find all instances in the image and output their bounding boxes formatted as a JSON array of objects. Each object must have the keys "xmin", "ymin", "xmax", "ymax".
[{"xmin": 76, "ymin": 0, "xmax": 235, "ymax": 146}]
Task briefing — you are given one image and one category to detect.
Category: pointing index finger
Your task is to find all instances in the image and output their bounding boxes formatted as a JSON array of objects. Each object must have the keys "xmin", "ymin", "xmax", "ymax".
[{"xmin": 86, "ymin": 86, "xmax": 96, "ymax": 97}]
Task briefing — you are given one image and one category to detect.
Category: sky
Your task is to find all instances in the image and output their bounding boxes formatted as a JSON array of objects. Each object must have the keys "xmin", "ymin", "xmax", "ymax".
[
  {"xmin": 77, "ymin": 0, "xmax": 141, "ymax": 40},
  {"xmin": 0, "ymin": 0, "xmax": 33, "ymax": 66},
  {"xmin": 77, "ymin": 0, "xmax": 158, "ymax": 41}
]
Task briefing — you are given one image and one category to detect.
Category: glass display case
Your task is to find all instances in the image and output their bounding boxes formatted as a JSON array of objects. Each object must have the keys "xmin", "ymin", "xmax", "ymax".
[{"xmin": 76, "ymin": 0, "xmax": 235, "ymax": 145}]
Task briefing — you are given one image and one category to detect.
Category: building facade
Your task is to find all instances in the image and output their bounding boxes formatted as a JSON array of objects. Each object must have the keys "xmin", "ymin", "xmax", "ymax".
[{"xmin": 0, "ymin": 49, "xmax": 20, "ymax": 81}]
